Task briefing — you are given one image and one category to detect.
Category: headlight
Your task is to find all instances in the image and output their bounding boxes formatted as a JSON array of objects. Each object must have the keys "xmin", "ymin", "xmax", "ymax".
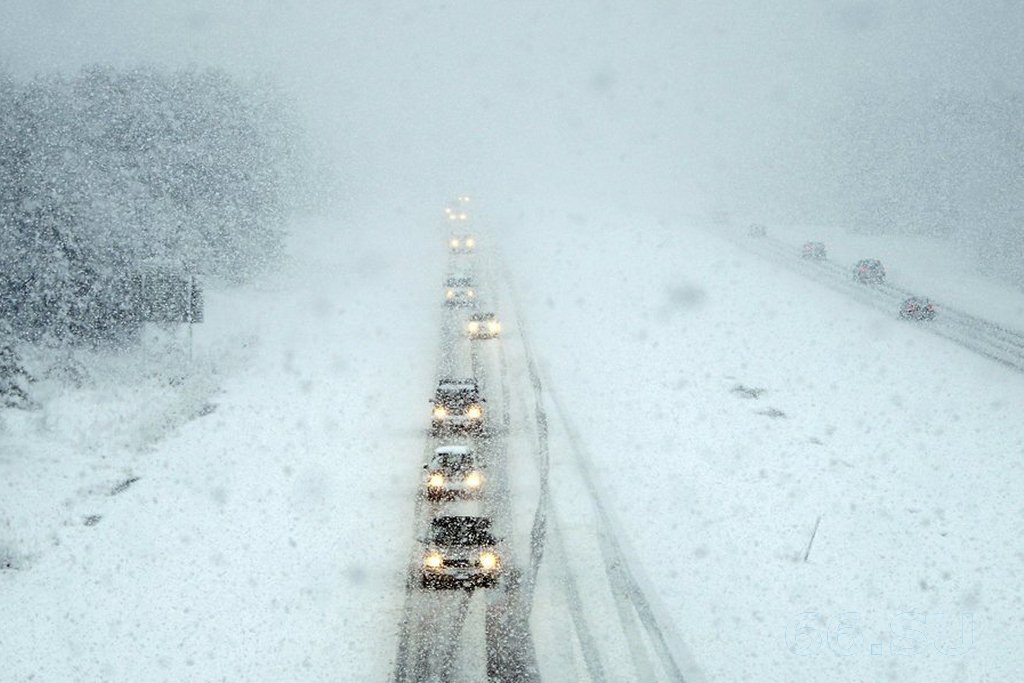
[
  {"xmin": 446, "ymin": 289, "xmax": 454, "ymax": 299},
  {"xmin": 466, "ymin": 405, "xmax": 482, "ymax": 420},
  {"xmin": 468, "ymin": 322, "xmax": 480, "ymax": 333},
  {"xmin": 424, "ymin": 552, "xmax": 443, "ymax": 570},
  {"xmin": 466, "ymin": 238, "xmax": 476, "ymax": 248},
  {"xmin": 464, "ymin": 471, "xmax": 482, "ymax": 488},
  {"xmin": 427, "ymin": 472, "xmax": 445, "ymax": 488},
  {"xmin": 487, "ymin": 321, "xmax": 500, "ymax": 334},
  {"xmin": 479, "ymin": 551, "xmax": 498, "ymax": 571},
  {"xmin": 467, "ymin": 290, "xmax": 475, "ymax": 298},
  {"xmin": 450, "ymin": 239, "xmax": 459, "ymax": 248},
  {"xmin": 433, "ymin": 406, "xmax": 447, "ymax": 420},
  {"xmin": 459, "ymin": 213, "xmax": 468, "ymax": 220}
]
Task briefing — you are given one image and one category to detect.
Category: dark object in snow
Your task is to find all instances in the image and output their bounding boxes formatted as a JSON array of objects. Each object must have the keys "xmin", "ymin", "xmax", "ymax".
[
  {"xmin": 801, "ymin": 241, "xmax": 827, "ymax": 260},
  {"xmin": 420, "ymin": 516, "xmax": 501, "ymax": 590},
  {"xmin": 803, "ymin": 515, "xmax": 822, "ymax": 562},
  {"xmin": 0, "ymin": 543, "xmax": 27, "ymax": 570},
  {"xmin": 853, "ymin": 258, "xmax": 886, "ymax": 283},
  {"xmin": 731, "ymin": 384, "xmax": 765, "ymax": 399},
  {"xmin": 110, "ymin": 476, "xmax": 141, "ymax": 496},
  {"xmin": 83, "ymin": 514, "xmax": 102, "ymax": 526},
  {"xmin": 758, "ymin": 407, "xmax": 787, "ymax": 419},
  {"xmin": 899, "ymin": 296, "xmax": 936, "ymax": 321},
  {"xmin": 431, "ymin": 378, "xmax": 485, "ymax": 435},
  {"xmin": 747, "ymin": 223, "xmax": 766, "ymax": 237}
]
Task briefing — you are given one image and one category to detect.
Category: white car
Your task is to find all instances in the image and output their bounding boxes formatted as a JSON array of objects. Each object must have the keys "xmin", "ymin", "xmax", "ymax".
[
  {"xmin": 423, "ymin": 446, "xmax": 485, "ymax": 500},
  {"xmin": 448, "ymin": 234, "xmax": 476, "ymax": 254},
  {"xmin": 443, "ymin": 276, "xmax": 476, "ymax": 307},
  {"xmin": 466, "ymin": 312, "xmax": 500, "ymax": 339}
]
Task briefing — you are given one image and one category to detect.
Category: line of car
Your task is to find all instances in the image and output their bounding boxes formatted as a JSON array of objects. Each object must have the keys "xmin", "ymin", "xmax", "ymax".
[
  {"xmin": 749, "ymin": 224, "xmax": 937, "ymax": 321},
  {"xmin": 418, "ymin": 199, "xmax": 506, "ymax": 591}
]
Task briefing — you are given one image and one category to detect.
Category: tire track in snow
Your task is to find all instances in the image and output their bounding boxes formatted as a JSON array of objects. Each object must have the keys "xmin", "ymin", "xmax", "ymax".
[{"xmin": 498, "ymin": 251, "xmax": 698, "ymax": 682}]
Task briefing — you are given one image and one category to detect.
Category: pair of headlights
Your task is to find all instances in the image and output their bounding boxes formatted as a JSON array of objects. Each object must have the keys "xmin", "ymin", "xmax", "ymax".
[
  {"xmin": 426, "ymin": 471, "xmax": 483, "ymax": 489},
  {"xmin": 423, "ymin": 551, "xmax": 499, "ymax": 571},
  {"xmin": 467, "ymin": 321, "xmax": 500, "ymax": 335},
  {"xmin": 432, "ymin": 405, "xmax": 483, "ymax": 420}
]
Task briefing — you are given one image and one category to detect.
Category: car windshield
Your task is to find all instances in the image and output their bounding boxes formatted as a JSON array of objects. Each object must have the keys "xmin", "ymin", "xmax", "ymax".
[
  {"xmin": 430, "ymin": 518, "xmax": 495, "ymax": 546},
  {"xmin": 435, "ymin": 452, "xmax": 474, "ymax": 470},
  {"xmin": 445, "ymin": 278, "xmax": 472, "ymax": 287}
]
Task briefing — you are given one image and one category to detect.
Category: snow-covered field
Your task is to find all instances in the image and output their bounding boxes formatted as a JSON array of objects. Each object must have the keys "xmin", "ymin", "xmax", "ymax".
[
  {"xmin": 1, "ymin": 217, "xmax": 441, "ymax": 680},
  {"xmin": 503, "ymin": 214, "xmax": 1024, "ymax": 681},
  {"xmin": 3, "ymin": 209, "xmax": 1023, "ymax": 681}
]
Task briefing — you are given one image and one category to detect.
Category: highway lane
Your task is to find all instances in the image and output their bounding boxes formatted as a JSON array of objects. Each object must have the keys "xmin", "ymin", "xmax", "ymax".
[
  {"xmin": 740, "ymin": 232, "xmax": 1024, "ymax": 372},
  {"xmin": 394, "ymin": 233, "xmax": 702, "ymax": 682}
]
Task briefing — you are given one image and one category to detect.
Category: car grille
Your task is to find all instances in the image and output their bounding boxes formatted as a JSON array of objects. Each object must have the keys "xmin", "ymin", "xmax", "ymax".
[{"xmin": 444, "ymin": 558, "xmax": 473, "ymax": 568}]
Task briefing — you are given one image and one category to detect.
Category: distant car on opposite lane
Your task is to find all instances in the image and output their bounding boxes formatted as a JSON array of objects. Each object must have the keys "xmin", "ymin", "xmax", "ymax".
[
  {"xmin": 802, "ymin": 241, "xmax": 827, "ymax": 260},
  {"xmin": 853, "ymin": 258, "xmax": 886, "ymax": 284},
  {"xmin": 899, "ymin": 296, "xmax": 936, "ymax": 320}
]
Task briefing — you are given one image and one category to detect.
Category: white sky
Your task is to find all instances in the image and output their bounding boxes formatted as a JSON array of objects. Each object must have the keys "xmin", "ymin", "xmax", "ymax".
[{"xmin": 2, "ymin": 1, "xmax": 1022, "ymax": 221}]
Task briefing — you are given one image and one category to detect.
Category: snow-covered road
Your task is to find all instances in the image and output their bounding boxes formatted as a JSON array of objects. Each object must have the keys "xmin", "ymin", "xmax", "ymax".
[{"xmin": 3, "ymin": 210, "xmax": 1023, "ymax": 681}]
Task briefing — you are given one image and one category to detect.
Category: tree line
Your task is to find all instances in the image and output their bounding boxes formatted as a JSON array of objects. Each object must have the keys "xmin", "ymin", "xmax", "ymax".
[{"xmin": 0, "ymin": 65, "xmax": 311, "ymax": 346}]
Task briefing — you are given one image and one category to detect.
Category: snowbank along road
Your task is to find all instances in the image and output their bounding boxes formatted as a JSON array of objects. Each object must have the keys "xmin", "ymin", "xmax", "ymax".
[{"xmin": 390, "ymin": 217, "xmax": 703, "ymax": 682}]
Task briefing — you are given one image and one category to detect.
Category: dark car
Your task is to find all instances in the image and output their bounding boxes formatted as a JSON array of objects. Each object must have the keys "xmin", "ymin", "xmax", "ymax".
[
  {"xmin": 900, "ymin": 296, "xmax": 936, "ymax": 321},
  {"xmin": 431, "ymin": 378, "xmax": 485, "ymax": 435},
  {"xmin": 421, "ymin": 516, "xmax": 501, "ymax": 589},
  {"xmin": 853, "ymin": 258, "xmax": 886, "ymax": 284},
  {"xmin": 801, "ymin": 241, "xmax": 827, "ymax": 260}
]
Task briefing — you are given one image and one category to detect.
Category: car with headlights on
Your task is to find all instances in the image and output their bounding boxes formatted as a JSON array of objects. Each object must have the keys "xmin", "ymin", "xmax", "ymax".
[
  {"xmin": 466, "ymin": 312, "xmax": 501, "ymax": 339},
  {"xmin": 802, "ymin": 241, "xmax": 827, "ymax": 260},
  {"xmin": 431, "ymin": 378, "xmax": 485, "ymax": 435},
  {"xmin": 449, "ymin": 234, "xmax": 476, "ymax": 253},
  {"xmin": 899, "ymin": 296, "xmax": 936, "ymax": 321},
  {"xmin": 853, "ymin": 258, "xmax": 886, "ymax": 284},
  {"xmin": 444, "ymin": 275, "xmax": 477, "ymax": 307},
  {"xmin": 421, "ymin": 516, "xmax": 501, "ymax": 589},
  {"xmin": 423, "ymin": 446, "xmax": 485, "ymax": 500}
]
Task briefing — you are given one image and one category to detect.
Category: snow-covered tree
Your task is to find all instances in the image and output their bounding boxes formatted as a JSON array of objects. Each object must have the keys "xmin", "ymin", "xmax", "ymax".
[
  {"xmin": 0, "ymin": 322, "xmax": 34, "ymax": 409},
  {"xmin": 0, "ymin": 65, "xmax": 311, "ymax": 345}
]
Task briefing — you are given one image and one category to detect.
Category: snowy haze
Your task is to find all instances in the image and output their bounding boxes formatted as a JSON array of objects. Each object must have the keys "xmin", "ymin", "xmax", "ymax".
[{"xmin": 3, "ymin": 1, "xmax": 1022, "ymax": 251}]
